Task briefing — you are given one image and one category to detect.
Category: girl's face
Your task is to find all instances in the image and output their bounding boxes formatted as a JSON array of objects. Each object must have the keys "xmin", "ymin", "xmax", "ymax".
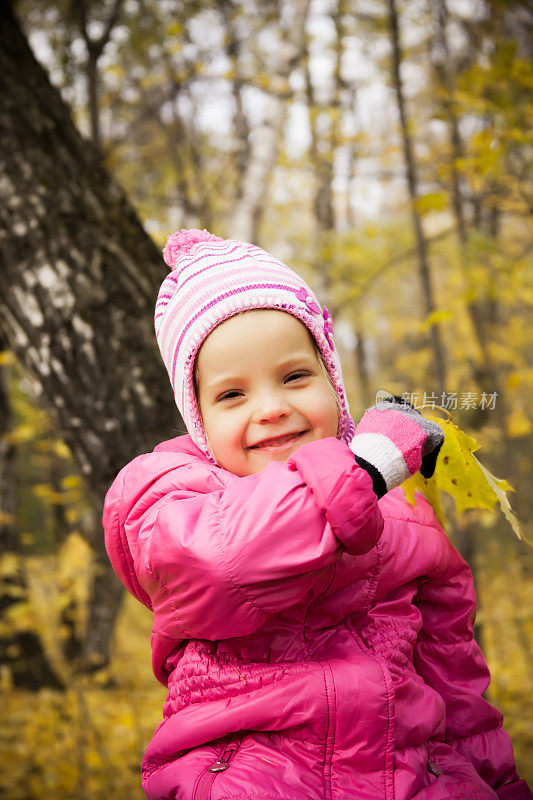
[{"xmin": 196, "ymin": 310, "xmax": 339, "ymax": 476}]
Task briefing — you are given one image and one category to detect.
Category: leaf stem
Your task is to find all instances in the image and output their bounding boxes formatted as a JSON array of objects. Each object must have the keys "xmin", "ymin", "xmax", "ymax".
[{"xmin": 419, "ymin": 404, "xmax": 453, "ymax": 422}]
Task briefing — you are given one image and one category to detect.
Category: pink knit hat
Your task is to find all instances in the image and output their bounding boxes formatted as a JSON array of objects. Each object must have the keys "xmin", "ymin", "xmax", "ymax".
[{"xmin": 155, "ymin": 228, "xmax": 355, "ymax": 460}]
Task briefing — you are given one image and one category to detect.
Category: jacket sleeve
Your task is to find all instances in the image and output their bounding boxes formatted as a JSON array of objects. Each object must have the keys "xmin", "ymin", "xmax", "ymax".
[
  {"xmin": 413, "ymin": 522, "xmax": 531, "ymax": 799},
  {"xmin": 103, "ymin": 437, "xmax": 384, "ymax": 642}
]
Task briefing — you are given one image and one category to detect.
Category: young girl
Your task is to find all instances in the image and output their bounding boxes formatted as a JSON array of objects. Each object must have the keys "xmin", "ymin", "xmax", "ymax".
[{"xmin": 103, "ymin": 229, "xmax": 530, "ymax": 800}]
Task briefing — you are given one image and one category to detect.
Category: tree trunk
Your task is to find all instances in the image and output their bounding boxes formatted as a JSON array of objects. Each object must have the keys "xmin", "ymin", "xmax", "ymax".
[
  {"xmin": 75, "ymin": 0, "xmax": 123, "ymax": 150},
  {"xmin": 216, "ymin": 0, "xmax": 250, "ymax": 191},
  {"xmin": 81, "ymin": 505, "xmax": 125, "ymax": 673},
  {"xmin": 431, "ymin": 0, "xmax": 508, "ymax": 438},
  {"xmin": 230, "ymin": 0, "xmax": 311, "ymax": 242},
  {"xmin": 0, "ymin": 3, "xmax": 180, "ymax": 673},
  {"xmin": 0, "ymin": 336, "xmax": 65, "ymax": 688},
  {"xmin": 86, "ymin": 50, "xmax": 100, "ymax": 150},
  {"xmin": 387, "ymin": 0, "xmax": 447, "ymax": 396},
  {"xmin": 0, "ymin": 343, "xmax": 17, "ymax": 553}
]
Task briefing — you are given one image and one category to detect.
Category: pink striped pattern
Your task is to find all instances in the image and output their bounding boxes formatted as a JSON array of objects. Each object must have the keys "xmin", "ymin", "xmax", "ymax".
[{"xmin": 154, "ymin": 232, "xmax": 355, "ymax": 461}]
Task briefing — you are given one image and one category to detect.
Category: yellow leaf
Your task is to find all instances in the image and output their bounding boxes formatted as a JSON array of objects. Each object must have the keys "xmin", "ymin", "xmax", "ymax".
[
  {"xmin": 506, "ymin": 406, "xmax": 532, "ymax": 438},
  {"xmin": 61, "ymin": 474, "xmax": 82, "ymax": 490},
  {"xmin": 53, "ymin": 439, "xmax": 71, "ymax": 459},
  {"xmin": 167, "ymin": 21, "xmax": 183, "ymax": 36},
  {"xmin": 0, "ymin": 553, "xmax": 21, "ymax": 578},
  {"xmin": 402, "ymin": 416, "xmax": 524, "ymax": 540},
  {"xmin": 420, "ymin": 309, "xmax": 453, "ymax": 331},
  {"xmin": 402, "ymin": 471, "xmax": 446, "ymax": 528},
  {"xmin": 415, "ymin": 191, "xmax": 448, "ymax": 214},
  {"xmin": 0, "ymin": 351, "xmax": 15, "ymax": 365},
  {"xmin": 58, "ymin": 532, "xmax": 91, "ymax": 575},
  {"xmin": 65, "ymin": 508, "xmax": 80, "ymax": 524},
  {"xmin": 9, "ymin": 423, "xmax": 37, "ymax": 445},
  {"xmin": 32, "ymin": 484, "xmax": 67, "ymax": 505},
  {"xmin": 505, "ymin": 372, "xmax": 522, "ymax": 388},
  {"xmin": 422, "ymin": 418, "xmax": 495, "ymax": 512},
  {"xmin": 477, "ymin": 461, "xmax": 524, "ymax": 540}
]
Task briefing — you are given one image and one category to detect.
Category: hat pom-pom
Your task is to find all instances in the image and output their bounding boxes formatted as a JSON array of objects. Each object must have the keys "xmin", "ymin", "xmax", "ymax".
[{"xmin": 163, "ymin": 228, "xmax": 223, "ymax": 269}]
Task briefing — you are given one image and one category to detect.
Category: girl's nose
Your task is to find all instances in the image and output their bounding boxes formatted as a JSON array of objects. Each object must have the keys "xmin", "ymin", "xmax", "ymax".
[{"xmin": 253, "ymin": 390, "xmax": 290, "ymax": 423}]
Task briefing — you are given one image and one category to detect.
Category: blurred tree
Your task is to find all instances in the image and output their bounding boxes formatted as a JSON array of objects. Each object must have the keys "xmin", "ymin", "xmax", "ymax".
[
  {"xmin": 386, "ymin": 0, "xmax": 447, "ymax": 395},
  {"xmin": 0, "ymin": 345, "xmax": 17, "ymax": 554},
  {"xmin": 230, "ymin": 0, "xmax": 311, "ymax": 241},
  {"xmin": 0, "ymin": 339, "xmax": 64, "ymax": 688},
  {"xmin": 215, "ymin": 0, "xmax": 251, "ymax": 194},
  {"xmin": 302, "ymin": 0, "xmax": 374, "ymax": 405},
  {"xmin": 427, "ymin": 0, "xmax": 528, "ymax": 441},
  {"xmin": 74, "ymin": 0, "xmax": 124, "ymax": 149},
  {"xmin": 0, "ymin": 0, "xmax": 180, "ymax": 674}
]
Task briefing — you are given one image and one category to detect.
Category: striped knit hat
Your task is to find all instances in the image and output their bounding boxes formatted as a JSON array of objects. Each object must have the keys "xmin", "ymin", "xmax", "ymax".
[{"xmin": 155, "ymin": 228, "xmax": 355, "ymax": 461}]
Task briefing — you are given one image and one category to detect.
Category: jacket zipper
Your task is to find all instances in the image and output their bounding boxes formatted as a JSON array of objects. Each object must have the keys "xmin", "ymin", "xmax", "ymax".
[
  {"xmin": 346, "ymin": 622, "xmax": 395, "ymax": 800},
  {"xmin": 193, "ymin": 734, "xmax": 241, "ymax": 800}
]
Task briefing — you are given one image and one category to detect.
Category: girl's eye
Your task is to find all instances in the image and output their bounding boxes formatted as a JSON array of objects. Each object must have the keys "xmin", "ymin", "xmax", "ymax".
[
  {"xmin": 217, "ymin": 390, "xmax": 242, "ymax": 402},
  {"xmin": 285, "ymin": 371, "xmax": 309, "ymax": 383}
]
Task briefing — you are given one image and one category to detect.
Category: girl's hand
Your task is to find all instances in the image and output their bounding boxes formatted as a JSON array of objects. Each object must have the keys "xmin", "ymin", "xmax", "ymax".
[{"xmin": 349, "ymin": 395, "xmax": 444, "ymax": 498}]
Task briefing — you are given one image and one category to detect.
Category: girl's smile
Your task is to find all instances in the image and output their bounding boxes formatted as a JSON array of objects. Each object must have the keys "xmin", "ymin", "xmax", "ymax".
[
  {"xmin": 247, "ymin": 429, "xmax": 309, "ymax": 451},
  {"xmin": 195, "ymin": 310, "xmax": 339, "ymax": 476}
]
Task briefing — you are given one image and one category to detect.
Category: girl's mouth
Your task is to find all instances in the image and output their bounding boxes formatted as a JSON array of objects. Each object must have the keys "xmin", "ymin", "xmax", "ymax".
[{"xmin": 248, "ymin": 431, "xmax": 307, "ymax": 451}]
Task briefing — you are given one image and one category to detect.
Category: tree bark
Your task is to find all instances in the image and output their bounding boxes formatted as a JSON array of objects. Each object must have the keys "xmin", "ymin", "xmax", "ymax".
[
  {"xmin": 0, "ymin": 3, "xmax": 180, "ymax": 673},
  {"xmin": 387, "ymin": 0, "xmax": 447, "ymax": 396}
]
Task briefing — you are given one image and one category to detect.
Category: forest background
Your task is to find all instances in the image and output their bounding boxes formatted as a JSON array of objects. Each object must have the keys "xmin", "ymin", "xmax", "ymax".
[{"xmin": 0, "ymin": 0, "xmax": 532, "ymax": 797}]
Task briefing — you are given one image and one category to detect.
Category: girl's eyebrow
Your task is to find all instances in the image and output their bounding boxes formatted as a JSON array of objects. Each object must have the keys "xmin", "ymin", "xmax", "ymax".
[
  {"xmin": 274, "ymin": 353, "xmax": 320, "ymax": 373},
  {"xmin": 278, "ymin": 353, "xmax": 317, "ymax": 367},
  {"xmin": 204, "ymin": 373, "xmax": 245, "ymax": 393}
]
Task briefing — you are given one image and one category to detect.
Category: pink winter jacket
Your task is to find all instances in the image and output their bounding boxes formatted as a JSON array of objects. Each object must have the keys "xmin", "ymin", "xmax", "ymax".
[{"xmin": 103, "ymin": 434, "xmax": 530, "ymax": 800}]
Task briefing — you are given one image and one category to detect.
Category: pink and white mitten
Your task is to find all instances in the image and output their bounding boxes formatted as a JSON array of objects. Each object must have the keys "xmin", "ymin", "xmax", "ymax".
[{"xmin": 350, "ymin": 396, "xmax": 444, "ymax": 498}]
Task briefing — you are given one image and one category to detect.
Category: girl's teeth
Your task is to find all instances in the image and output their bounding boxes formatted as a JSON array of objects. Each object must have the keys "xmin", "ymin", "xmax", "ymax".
[{"xmin": 259, "ymin": 433, "xmax": 298, "ymax": 447}]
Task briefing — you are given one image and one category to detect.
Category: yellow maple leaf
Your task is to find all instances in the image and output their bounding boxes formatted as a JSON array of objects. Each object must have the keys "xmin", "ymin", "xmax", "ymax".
[{"xmin": 402, "ymin": 415, "xmax": 524, "ymax": 540}]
